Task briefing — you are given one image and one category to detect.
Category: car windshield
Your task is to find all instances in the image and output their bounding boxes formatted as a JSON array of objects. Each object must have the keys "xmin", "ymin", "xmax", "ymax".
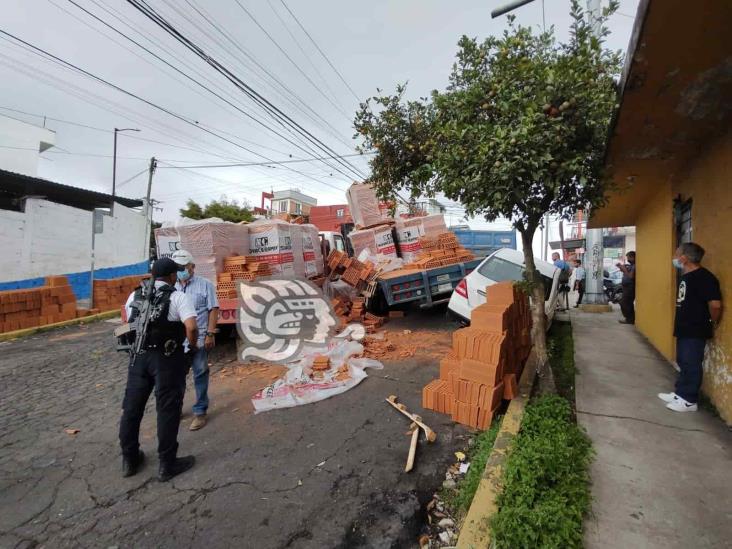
[{"xmin": 477, "ymin": 256, "xmax": 553, "ymax": 300}]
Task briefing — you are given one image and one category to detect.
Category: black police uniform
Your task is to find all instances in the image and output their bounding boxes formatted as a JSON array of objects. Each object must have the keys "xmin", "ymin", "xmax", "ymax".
[{"xmin": 119, "ymin": 284, "xmax": 188, "ymax": 467}]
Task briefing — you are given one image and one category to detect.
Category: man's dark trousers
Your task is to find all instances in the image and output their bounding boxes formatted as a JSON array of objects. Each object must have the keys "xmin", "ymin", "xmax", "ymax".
[
  {"xmin": 620, "ymin": 283, "xmax": 635, "ymax": 322},
  {"xmin": 576, "ymin": 280, "xmax": 585, "ymax": 305},
  {"xmin": 675, "ymin": 338, "xmax": 706, "ymax": 404},
  {"xmin": 119, "ymin": 348, "xmax": 186, "ymax": 465}
]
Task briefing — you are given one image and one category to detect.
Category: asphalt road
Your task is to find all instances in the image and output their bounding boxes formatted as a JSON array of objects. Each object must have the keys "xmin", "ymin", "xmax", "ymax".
[{"xmin": 0, "ymin": 308, "xmax": 467, "ymax": 548}]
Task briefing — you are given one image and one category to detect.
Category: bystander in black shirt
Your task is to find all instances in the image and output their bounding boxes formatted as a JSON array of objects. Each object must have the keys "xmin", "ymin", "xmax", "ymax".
[{"xmin": 674, "ymin": 267, "xmax": 721, "ymax": 339}]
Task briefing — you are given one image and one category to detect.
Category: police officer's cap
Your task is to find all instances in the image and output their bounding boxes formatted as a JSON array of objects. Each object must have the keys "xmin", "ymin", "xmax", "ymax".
[{"xmin": 151, "ymin": 257, "xmax": 183, "ymax": 278}]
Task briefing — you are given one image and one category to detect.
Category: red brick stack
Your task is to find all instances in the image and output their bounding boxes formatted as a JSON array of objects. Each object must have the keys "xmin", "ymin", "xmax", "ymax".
[
  {"xmin": 217, "ymin": 255, "xmax": 273, "ymax": 299},
  {"xmin": 93, "ymin": 275, "xmax": 149, "ymax": 312},
  {"xmin": 422, "ymin": 281, "xmax": 532, "ymax": 430},
  {"xmin": 402, "ymin": 232, "xmax": 475, "ymax": 270},
  {"xmin": 1, "ymin": 275, "xmax": 90, "ymax": 333}
]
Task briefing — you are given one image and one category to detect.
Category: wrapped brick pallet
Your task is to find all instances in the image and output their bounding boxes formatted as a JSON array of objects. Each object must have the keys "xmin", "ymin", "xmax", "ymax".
[
  {"xmin": 346, "ymin": 182, "xmax": 384, "ymax": 228},
  {"xmin": 247, "ymin": 219, "xmax": 294, "ymax": 276},
  {"xmin": 155, "ymin": 220, "xmax": 249, "ymax": 285},
  {"xmin": 301, "ymin": 224, "xmax": 324, "ymax": 277},
  {"xmin": 348, "ymin": 225, "xmax": 397, "ymax": 260},
  {"xmin": 394, "ymin": 214, "xmax": 448, "ymax": 262}
]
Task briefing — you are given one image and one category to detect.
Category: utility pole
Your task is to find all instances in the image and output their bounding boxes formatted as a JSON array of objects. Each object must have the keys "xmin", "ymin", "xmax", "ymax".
[
  {"xmin": 143, "ymin": 157, "xmax": 157, "ymax": 261},
  {"xmin": 581, "ymin": 0, "xmax": 609, "ymax": 307}
]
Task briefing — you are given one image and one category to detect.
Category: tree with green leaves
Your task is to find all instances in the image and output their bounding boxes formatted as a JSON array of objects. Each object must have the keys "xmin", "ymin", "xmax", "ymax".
[
  {"xmin": 179, "ymin": 197, "xmax": 254, "ymax": 224},
  {"xmin": 354, "ymin": 1, "xmax": 621, "ymax": 389}
]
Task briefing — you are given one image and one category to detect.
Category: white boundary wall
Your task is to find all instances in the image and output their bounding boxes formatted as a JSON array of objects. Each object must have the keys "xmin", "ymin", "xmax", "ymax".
[{"xmin": 0, "ymin": 198, "xmax": 147, "ymax": 283}]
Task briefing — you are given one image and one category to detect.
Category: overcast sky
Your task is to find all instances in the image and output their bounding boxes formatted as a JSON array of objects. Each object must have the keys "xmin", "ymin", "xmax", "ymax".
[{"xmin": 2, "ymin": 0, "xmax": 639, "ymax": 225}]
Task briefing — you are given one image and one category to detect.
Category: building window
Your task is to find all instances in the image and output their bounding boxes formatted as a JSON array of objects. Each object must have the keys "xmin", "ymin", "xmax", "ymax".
[
  {"xmin": 336, "ymin": 208, "xmax": 344, "ymax": 217},
  {"xmin": 295, "ymin": 202, "xmax": 302, "ymax": 215},
  {"xmin": 279, "ymin": 200, "xmax": 287, "ymax": 212},
  {"xmin": 675, "ymin": 198, "xmax": 693, "ymax": 245}
]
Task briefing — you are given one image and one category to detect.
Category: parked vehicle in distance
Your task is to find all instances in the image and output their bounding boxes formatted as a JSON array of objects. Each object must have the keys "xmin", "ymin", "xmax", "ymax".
[{"xmin": 447, "ymin": 248, "xmax": 560, "ymax": 327}]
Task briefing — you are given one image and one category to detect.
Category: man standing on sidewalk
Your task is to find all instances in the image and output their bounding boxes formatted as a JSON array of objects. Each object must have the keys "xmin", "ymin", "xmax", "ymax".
[
  {"xmin": 659, "ymin": 242, "xmax": 722, "ymax": 412},
  {"xmin": 573, "ymin": 258, "xmax": 586, "ymax": 308},
  {"xmin": 617, "ymin": 251, "xmax": 636, "ymax": 324},
  {"xmin": 172, "ymin": 250, "xmax": 219, "ymax": 431}
]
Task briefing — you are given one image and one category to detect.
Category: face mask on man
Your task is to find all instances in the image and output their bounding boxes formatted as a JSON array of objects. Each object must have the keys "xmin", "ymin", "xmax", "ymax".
[
  {"xmin": 672, "ymin": 258, "xmax": 683, "ymax": 269},
  {"xmin": 177, "ymin": 269, "xmax": 191, "ymax": 282}
]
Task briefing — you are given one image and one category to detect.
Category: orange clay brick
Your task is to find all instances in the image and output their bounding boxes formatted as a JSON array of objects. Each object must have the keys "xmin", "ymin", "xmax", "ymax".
[
  {"xmin": 470, "ymin": 303, "xmax": 512, "ymax": 332},
  {"xmin": 503, "ymin": 373, "xmax": 518, "ymax": 400},
  {"xmin": 477, "ymin": 408, "xmax": 493, "ymax": 430},
  {"xmin": 439, "ymin": 352, "xmax": 460, "ymax": 380},
  {"xmin": 459, "ymin": 358, "xmax": 503, "ymax": 387}
]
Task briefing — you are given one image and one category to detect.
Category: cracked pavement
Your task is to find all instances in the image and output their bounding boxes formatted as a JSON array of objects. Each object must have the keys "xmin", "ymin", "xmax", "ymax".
[{"xmin": 0, "ymin": 309, "xmax": 466, "ymax": 548}]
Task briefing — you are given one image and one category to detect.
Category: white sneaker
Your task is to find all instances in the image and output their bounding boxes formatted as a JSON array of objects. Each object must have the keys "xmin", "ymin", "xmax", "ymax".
[
  {"xmin": 657, "ymin": 392, "xmax": 678, "ymax": 403},
  {"xmin": 666, "ymin": 397, "xmax": 698, "ymax": 412}
]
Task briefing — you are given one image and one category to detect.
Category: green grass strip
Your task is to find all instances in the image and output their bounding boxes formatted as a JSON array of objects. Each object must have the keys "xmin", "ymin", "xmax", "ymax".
[
  {"xmin": 547, "ymin": 321, "xmax": 576, "ymax": 401},
  {"xmin": 489, "ymin": 395, "xmax": 593, "ymax": 548}
]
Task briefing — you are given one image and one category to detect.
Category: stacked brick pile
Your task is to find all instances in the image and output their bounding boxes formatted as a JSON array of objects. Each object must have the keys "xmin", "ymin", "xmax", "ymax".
[
  {"xmin": 93, "ymin": 275, "xmax": 149, "ymax": 312},
  {"xmin": 403, "ymin": 232, "xmax": 475, "ymax": 270},
  {"xmin": 216, "ymin": 255, "xmax": 272, "ymax": 299},
  {"xmin": 422, "ymin": 281, "xmax": 532, "ymax": 430},
  {"xmin": 311, "ymin": 355, "xmax": 330, "ymax": 380},
  {"xmin": 329, "ymin": 295, "xmax": 387, "ymax": 332},
  {"xmin": 326, "ymin": 250, "xmax": 377, "ymax": 290},
  {"xmin": 1, "ymin": 276, "xmax": 91, "ymax": 333}
]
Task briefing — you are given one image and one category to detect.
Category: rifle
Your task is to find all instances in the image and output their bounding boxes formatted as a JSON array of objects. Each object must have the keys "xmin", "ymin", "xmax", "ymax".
[{"xmin": 114, "ymin": 278, "xmax": 156, "ymax": 354}]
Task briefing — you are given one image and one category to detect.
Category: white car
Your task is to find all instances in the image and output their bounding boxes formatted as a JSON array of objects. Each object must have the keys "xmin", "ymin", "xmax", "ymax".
[{"xmin": 447, "ymin": 248, "xmax": 560, "ymax": 327}]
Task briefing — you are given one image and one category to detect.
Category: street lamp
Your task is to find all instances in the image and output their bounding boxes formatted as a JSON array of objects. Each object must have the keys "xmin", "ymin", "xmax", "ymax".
[{"xmin": 112, "ymin": 127, "xmax": 140, "ymax": 214}]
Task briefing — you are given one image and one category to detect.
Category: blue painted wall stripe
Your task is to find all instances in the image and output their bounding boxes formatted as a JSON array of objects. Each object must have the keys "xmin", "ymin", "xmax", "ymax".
[{"xmin": 0, "ymin": 260, "xmax": 150, "ymax": 300}]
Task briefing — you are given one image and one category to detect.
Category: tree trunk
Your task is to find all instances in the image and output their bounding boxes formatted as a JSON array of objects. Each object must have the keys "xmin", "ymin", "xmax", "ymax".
[{"xmin": 519, "ymin": 227, "xmax": 556, "ymax": 395}]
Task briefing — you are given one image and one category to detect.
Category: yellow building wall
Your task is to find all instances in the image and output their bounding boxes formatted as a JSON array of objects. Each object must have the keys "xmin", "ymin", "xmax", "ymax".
[
  {"xmin": 673, "ymin": 130, "xmax": 732, "ymax": 423},
  {"xmin": 635, "ymin": 182, "xmax": 676, "ymax": 360}
]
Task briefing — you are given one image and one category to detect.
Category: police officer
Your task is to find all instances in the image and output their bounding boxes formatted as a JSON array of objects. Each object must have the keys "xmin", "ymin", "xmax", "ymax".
[{"xmin": 119, "ymin": 257, "xmax": 198, "ymax": 481}]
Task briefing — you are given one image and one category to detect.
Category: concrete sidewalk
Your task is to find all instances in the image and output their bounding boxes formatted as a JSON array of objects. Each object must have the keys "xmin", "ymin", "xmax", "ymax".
[{"xmin": 572, "ymin": 308, "xmax": 732, "ymax": 549}]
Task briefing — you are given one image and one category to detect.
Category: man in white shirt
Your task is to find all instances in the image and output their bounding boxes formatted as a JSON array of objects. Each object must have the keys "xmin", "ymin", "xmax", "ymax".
[
  {"xmin": 171, "ymin": 249, "xmax": 219, "ymax": 431},
  {"xmin": 573, "ymin": 258, "xmax": 586, "ymax": 308},
  {"xmin": 119, "ymin": 258, "xmax": 198, "ymax": 482}
]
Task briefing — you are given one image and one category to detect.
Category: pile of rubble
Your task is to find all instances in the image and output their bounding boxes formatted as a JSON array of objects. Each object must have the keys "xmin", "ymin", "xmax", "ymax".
[
  {"xmin": 327, "ymin": 250, "xmax": 378, "ymax": 289},
  {"xmin": 403, "ymin": 232, "xmax": 475, "ymax": 270},
  {"xmin": 330, "ymin": 294, "xmax": 388, "ymax": 333}
]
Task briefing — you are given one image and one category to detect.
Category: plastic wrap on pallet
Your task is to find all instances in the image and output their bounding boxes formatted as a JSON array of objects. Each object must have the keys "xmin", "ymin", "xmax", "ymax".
[
  {"xmin": 154, "ymin": 219, "xmax": 249, "ymax": 285},
  {"xmin": 394, "ymin": 214, "xmax": 448, "ymax": 262},
  {"xmin": 346, "ymin": 182, "xmax": 384, "ymax": 227},
  {"xmin": 247, "ymin": 219, "xmax": 295, "ymax": 276},
  {"xmin": 289, "ymin": 224, "xmax": 306, "ymax": 278},
  {"xmin": 301, "ymin": 224, "xmax": 324, "ymax": 277},
  {"xmin": 348, "ymin": 225, "xmax": 397, "ymax": 260}
]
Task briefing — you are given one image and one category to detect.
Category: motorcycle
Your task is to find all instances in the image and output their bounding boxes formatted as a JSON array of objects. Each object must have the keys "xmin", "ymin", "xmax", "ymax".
[{"xmin": 603, "ymin": 270, "xmax": 623, "ymax": 304}]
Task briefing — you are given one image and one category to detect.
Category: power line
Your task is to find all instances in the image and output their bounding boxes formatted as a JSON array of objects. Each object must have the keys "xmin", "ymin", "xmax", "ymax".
[
  {"xmin": 126, "ymin": 0, "xmax": 366, "ymax": 182},
  {"xmin": 265, "ymin": 0, "xmax": 347, "ymax": 113},
  {"xmin": 229, "ymin": 0, "xmax": 351, "ymax": 121},
  {"xmin": 174, "ymin": 0, "xmax": 355, "ymax": 152},
  {"xmin": 279, "ymin": 0, "xmax": 361, "ymax": 102},
  {"xmin": 157, "ymin": 152, "xmax": 373, "ymax": 169},
  {"xmin": 63, "ymin": 0, "xmax": 333, "ymax": 164},
  {"xmin": 0, "ymin": 29, "xmax": 349, "ymax": 192},
  {"xmin": 161, "ymin": 0, "xmax": 364, "ymax": 180}
]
